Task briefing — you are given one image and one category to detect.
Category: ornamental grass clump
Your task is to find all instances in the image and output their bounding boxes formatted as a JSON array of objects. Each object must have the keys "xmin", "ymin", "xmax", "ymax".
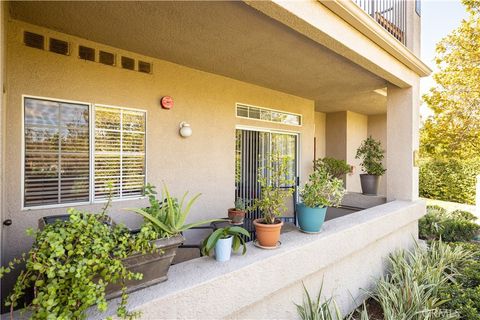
[
  {"xmin": 0, "ymin": 202, "xmax": 155, "ymax": 319},
  {"xmin": 368, "ymin": 241, "xmax": 472, "ymax": 320},
  {"xmin": 299, "ymin": 167, "xmax": 345, "ymax": 208},
  {"xmin": 295, "ymin": 282, "xmax": 343, "ymax": 320}
]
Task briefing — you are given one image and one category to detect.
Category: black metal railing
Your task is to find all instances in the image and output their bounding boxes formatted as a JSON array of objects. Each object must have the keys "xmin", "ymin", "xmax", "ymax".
[{"xmin": 352, "ymin": 0, "xmax": 407, "ymax": 45}]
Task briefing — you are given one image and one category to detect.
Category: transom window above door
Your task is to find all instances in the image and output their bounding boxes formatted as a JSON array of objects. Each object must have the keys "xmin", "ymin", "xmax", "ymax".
[{"xmin": 23, "ymin": 96, "xmax": 146, "ymax": 209}]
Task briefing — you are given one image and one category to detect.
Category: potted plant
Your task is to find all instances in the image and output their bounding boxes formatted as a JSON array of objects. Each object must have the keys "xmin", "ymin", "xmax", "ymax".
[
  {"xmin": 313, "ymin": 157, "xmax": 351, "ymax": 179},
  {"xmin": 296, "ymin": 167, "xmax": 345, "ymax": 233},
  {"xmin": 201, "ymin": 226, "xmax": 250, "ymax": 261},
  {"xmin": 251, "ymin": 154, "xmax": 294, "ymax": 248},
  {"xmin": 125, "ymin": 184, "xmax": 224, "ymax": 292},
  {"xmin": 228, "ymin": 198, "xmax": 246, "ymax": 225},
  {"xmin": 355, "ymin": 136, "xmax": 386, "ymax": 195},
  {"xmin": 0, "ymin": 202, "xmax": 153, "ymax": 319}
]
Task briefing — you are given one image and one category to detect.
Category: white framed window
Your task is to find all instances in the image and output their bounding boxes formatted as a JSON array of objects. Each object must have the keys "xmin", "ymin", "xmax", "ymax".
[
  {"xmin": 236, "ymin": 103, "xmax": 302, "ymax": 126},
  {"xmin": 23, "ymin": 97, "xmax": 91, "ymax": 207},
  {"xmin": 22, "ymin": 96, "xmax": 146, "ymax": 209},
  {"xmin": 94, "ymin": 105, "xmax": 146, "ymax": 200}
]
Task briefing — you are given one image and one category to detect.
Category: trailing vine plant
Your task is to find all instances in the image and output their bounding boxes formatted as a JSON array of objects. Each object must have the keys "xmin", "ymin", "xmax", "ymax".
[{"xmin": 0, "ymin": 195, "xmax": 155, "ymax": 319}]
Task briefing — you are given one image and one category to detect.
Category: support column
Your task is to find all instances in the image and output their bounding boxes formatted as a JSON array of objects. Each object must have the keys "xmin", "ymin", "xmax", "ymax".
[
  {"xmin": 0, "ymin": 0, "xmax": 5, "ymax": 304},
  {"xmin": 386, "ymin": 79, "xmax": 420, "ymax": 201}
]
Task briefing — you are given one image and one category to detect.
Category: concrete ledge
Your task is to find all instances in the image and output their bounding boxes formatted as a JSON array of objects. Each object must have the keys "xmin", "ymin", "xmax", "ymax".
[
  {"xmin": 342, "ymin": 192, "xmax": 387, "ymax": 209},
  {"xmin": 83, "ymin": 200, "xmax": 425, "ymax": 319}
]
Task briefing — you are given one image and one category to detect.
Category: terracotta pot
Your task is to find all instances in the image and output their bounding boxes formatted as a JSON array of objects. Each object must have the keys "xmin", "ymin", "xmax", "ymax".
[
  {"xmin": 228, "ymin": 208, "xmax": 246, "ymax": 224},
  {"xmin": 253, "ymin": 218, "xmax": 283, "ymax": 247}
]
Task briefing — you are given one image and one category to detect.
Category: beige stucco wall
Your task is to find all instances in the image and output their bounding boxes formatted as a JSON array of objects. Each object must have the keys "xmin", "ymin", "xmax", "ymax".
[
  {"xmin": 325, "ymin": 111, "xmax": 347, "ymax": 161},
  {"xmin": 325, "ymin": 111, "xmax": 369, "ymax": 193},
  {"xmin": 345, "ymin": 111, "xmax": 367, "ymax": 193},
  {"xmin": 387, "ymin": 81, "xmax": 420, "ymax": 201},
  {"xmin": 314, "ymin": 111, "xmax": 326, "ymax": 160},
  {"xmin": 2, "ymin": 19, "xmax": 317, "ymax": 297},
  {"xmin": 406, "ymin": 0, "xmax": 421, "ymax": 57},
  {"xmin": 368, "ymin": 114, "xmax": 387, "ymax": 196}
]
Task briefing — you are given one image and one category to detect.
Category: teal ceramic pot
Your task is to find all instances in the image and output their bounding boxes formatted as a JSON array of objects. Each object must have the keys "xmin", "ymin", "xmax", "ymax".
[
  {"xmin": 296, "ymin": 203, "xmax": 327, "ymax": 233},
  {"xmin": 214, "ymin": 236, "xmax": 233, "ymax": 262}
]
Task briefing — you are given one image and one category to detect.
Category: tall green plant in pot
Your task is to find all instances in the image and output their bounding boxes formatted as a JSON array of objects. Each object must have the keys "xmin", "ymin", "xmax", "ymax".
[
  {"xmin": 251, "ymin": 153, "xmax": 294, "ymax": 248},
  {"xmin": 355, "ymin": 136, "xmax": 386, "ymax": 195},
  {"xmin": 296, "ymin": 167, "xmax": 345, "ymax": 233}
]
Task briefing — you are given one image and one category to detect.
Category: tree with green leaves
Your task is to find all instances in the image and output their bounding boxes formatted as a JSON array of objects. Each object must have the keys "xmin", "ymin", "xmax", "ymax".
[{"xmin": 422, "ymin": 0, "xmax": 480, "ymax": 159}]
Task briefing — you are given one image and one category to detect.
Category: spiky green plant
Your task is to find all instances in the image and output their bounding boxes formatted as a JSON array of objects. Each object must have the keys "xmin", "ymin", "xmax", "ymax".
[
  {"xmin": 295, "ymin": 282, "xmax": 343, "ymax": 320},
  {"xmin": 368, "ymin": 241, "xmax": 472, "ymax": 320},
  {"xmin": 128, "ymin": 183, "xmax": 224, "ymax": 238}
]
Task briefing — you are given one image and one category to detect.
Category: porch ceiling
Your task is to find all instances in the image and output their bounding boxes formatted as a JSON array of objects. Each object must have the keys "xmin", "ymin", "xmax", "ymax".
[{"xmin": 10, "ymin": 1, "xmax": 387, "ymax": 115}]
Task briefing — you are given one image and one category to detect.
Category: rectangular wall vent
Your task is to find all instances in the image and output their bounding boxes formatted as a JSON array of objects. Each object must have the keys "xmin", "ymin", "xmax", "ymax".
[
  {"xmin": 49, "ymin": 38, "xmax": 69, "ymax": 55},
  {"xmin": 24, "ymin": 31, "xmax": 44, "ymax": 50},
  {"xmin": 138, "ymin": 61, "xmax": 152, "ymax": 74},
  {"xmin": 99, "ymin": 51, "xmax": 115, "ymax": 66},
  {"xmin": 121, "ymin": 56, "xmax": 135, "ymax": 70},
  {"xmin": 79, "ymin": 45, "xmax": 95, "ymax": 61}
]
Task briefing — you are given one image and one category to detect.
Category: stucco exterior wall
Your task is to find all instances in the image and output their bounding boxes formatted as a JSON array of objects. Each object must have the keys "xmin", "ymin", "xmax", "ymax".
[
  {"xmin": 345, "ymin": 111, "xmax": 367, "ymax": 193},
  {"xmin": 325, "ymin": 111, "xmax": 347, "ymax": 161},
  {"xmin": 2, "ymin": 19, "xmax": 316, "ymax": 297},
  {"xmin": 406, "ymin": 0, "xmax": 422, "ymax": 57},
  {"xmin": 314, "ymin": 112, "xmax": 326, "ymax": 160},
  {"xmin": 368, "ymin": 114, "xmax": 387, "ymax": 196}
]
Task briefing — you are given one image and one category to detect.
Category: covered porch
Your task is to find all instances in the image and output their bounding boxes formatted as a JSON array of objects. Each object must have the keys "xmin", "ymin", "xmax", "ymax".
[{"xmin": 1, "ymin": 0, "xmax": 430, "ymax": 317}]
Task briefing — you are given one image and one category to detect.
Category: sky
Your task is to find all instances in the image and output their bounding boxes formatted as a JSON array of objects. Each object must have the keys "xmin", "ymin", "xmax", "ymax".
[{"xmin": 420, "ymin": 0, "xmax": 467, "ymax": 117}]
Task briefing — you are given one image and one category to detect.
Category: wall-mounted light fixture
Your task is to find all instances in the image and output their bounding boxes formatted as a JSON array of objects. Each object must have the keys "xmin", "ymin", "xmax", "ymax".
[{"xmin": 179, "ymin": 121, "xmax": 192, "ymax": 138}]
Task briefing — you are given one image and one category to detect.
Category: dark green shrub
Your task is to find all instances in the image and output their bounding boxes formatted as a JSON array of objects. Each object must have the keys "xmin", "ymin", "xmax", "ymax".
[
  {"xmin": 419, "ymin": 206, "xmax": 480, "ymax": 242},
  {"xmin": 419, "ymin": 158, "xmax": 480, "ymax": 205},
  {"xmin": 442, "ymin": 242, "xmax": 480, "ymax": 319},
  {"xmin": 443, "ymin": 284, "xmax": 480, "ymax": 320},
  {"xmin": 313, "ymin": 157, "xmax": 350, "ymax": 179}
]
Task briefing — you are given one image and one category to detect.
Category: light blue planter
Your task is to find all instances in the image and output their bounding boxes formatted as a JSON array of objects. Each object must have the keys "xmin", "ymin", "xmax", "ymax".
[
  {"xmin": 215, "ymin": 236, "xmax": 233, "ymax": 262},
  {"xmin": 296, "ymin": 203, "xmax": 327, "ymax": 233}
]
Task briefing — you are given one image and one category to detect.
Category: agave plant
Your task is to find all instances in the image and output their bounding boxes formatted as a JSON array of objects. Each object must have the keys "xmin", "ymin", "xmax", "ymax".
[{"xmin": 128, "ymin": 183, "xmax": 224, "ymax": 238}]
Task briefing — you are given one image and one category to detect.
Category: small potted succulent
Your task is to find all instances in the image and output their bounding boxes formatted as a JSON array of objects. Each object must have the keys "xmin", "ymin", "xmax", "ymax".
[
  {"xmin": 296, "ymin": 167, "xmax": 345, "ymax": 233},
  {"xmin": 251, "ymin": 154, "xmax": 294, "ymax": 248},
  {"xmin": 201, "ymin": 226, "xmax": 250, "ymax": 262},
  {"xmin": 228, "ymin": 198, "xmax": 246, "ymax": 225},
  {"xmin": 355, "ymin": 136, "xmax": 386, "ymax": 195}
]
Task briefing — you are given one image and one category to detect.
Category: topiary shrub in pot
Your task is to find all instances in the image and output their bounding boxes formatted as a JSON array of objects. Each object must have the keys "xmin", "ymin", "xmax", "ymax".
[
  {"xmin": 355, "ymin": 136, "xmax": 386, "ymax": 195},
  {"xmin": 251, "ymin": 153, "xmax": 294, "ymax": 248},
  {"xmin": 296, "ymin": 167, "xmax": 345, "ymax": 233}
]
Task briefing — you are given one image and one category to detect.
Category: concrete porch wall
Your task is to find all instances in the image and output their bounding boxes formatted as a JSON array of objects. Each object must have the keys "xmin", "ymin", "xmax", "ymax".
[{"xmin": 80, "ymin": 200, "xmax": 425, "ymax": 319}]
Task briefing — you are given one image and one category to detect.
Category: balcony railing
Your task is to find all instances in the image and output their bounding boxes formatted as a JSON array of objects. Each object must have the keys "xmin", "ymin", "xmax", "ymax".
[{"xmin": 352, "ymin": 0, "xmax": 407, "ymax": 45}]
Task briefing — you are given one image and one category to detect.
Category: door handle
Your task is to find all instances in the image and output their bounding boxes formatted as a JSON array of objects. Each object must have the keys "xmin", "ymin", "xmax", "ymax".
[{"xmin": 3, "ymin": 219, "xmax": 12, "ymax": 226}]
